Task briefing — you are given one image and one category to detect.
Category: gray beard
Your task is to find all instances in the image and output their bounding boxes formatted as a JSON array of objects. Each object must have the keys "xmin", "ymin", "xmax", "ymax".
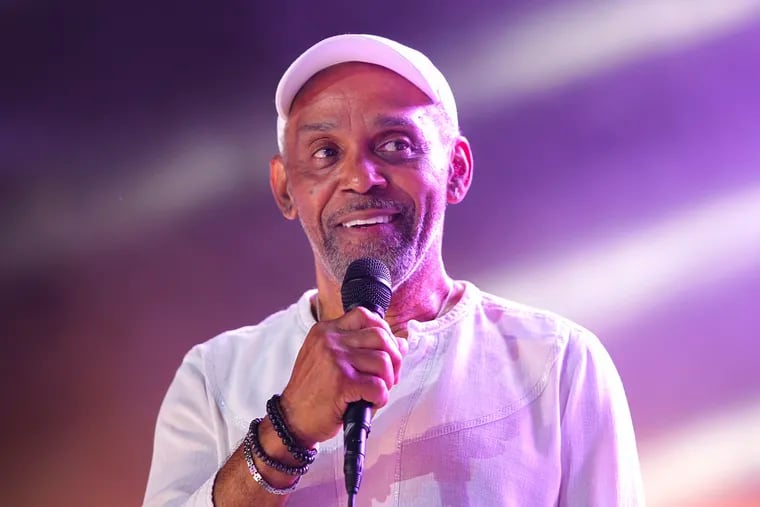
[{"xmin": 321, "ymin": 199, "xmax": 419, "ymax": 286}]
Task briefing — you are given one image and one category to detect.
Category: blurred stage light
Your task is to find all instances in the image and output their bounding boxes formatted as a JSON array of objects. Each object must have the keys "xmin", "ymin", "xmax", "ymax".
[
  {"xmin": 2, "ymin": 128, "xmax": 270, "ymax": 273},
  {"xmin": 442, "ymin": 0, "xmax": 760, "ymax": 111},
  {"xmin": 6, "ymin": 0, "xmax": 760, "ymax": 278},
  {"xmin": 640, "ymin": 398, "xmax": 760, "ymax": 505},
  {"xmin": 476, "ymin": 184, "xmax": 760, "ymax": 332}
]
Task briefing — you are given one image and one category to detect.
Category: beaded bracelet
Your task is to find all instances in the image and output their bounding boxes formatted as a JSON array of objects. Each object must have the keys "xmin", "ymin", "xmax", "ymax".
[
  {"xmin": 266, "ymin": 394, "xmax": 318, "ymax": 465},
  {"xmin": 242, "ymin": 418, "xmax": 300, "ymax": 495},
  {"xmin": 246, "ymin": 417, "xmax": 310, "ymax": 476}
]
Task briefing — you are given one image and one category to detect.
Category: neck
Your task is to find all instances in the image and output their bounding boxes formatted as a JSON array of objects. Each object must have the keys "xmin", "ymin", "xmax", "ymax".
[
  {"xmin": 383, "ymin": 265, "xmax": 453, "ymax": 336},
  {"xmin": 312, "ymin": 257, "xmax": 454, "ymax": 337}
]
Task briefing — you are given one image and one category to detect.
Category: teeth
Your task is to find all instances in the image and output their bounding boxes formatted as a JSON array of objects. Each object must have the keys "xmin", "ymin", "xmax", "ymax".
[{"xmin": 342, "ymin": 215, "xmax": 392, "ymax": 228}]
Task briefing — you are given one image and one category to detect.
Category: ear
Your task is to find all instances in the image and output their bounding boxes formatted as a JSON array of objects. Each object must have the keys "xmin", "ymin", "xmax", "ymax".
[
  {"xmin": 269, "ymin": 154, "xmax": 298, "ymax": 220},
  {"xmin": 446, "ymin": 136, "xmax": 474, "ymax": 204}
]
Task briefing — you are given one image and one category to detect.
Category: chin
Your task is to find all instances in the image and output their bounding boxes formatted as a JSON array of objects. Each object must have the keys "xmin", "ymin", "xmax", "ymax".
[{"xmin": 324, "ymin": 245, "xmax": 416, "ymax": 285}]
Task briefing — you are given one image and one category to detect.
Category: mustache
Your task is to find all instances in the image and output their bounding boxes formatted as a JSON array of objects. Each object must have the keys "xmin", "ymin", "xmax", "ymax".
[{"xmin": 325, "ymin": 198, "xmax": 408, "ymax": 227}]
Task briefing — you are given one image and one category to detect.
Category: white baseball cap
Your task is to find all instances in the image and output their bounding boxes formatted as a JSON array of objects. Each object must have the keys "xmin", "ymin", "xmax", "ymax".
[{"xmin": 275, "ymin": 33, "xmax": 458, "ymax": 152}]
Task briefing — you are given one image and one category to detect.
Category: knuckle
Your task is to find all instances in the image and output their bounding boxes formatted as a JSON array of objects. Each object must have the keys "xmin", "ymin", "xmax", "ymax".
[
  {"xmin": 367, "ymin": 376, "xmax": 389, "ymax": 407},
  {"xmin": 352, "ymin": 306, "xmax": 374, "ymax": 320}
]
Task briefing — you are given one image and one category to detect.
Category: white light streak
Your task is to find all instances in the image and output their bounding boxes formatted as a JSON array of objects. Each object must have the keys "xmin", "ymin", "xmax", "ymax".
[
  {"xmin": 476, "ymin": 184, "xmax": 760, "ymax": 331},
  {"xmin": 640, "ymin": 398, "xmax": 760, "ymax": 505},
  {"xmin": 2, "ymin": 128, "xmax": 271, "ymax": 271},
  {"xmin": 444, "ymin": 0, "xmax": 760, "ymax": 112}
]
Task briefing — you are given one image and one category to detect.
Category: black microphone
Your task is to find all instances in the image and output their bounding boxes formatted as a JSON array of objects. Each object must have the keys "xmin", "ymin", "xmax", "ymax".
[{"xmin": 340, "ymin": 258, "xmax": 392, "ymax": 503}]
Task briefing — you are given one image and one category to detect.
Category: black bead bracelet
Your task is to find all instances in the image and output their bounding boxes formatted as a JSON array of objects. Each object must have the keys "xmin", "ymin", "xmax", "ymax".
[
  {"xmin": 266, "ymin": 394, "xmax": 318, "ymax": 465},
  {"xmin": 246, "ymin": 418, "xmax": 310, "ymax": 476}
]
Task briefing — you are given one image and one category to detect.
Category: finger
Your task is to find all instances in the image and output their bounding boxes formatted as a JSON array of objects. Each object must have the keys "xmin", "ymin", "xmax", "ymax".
[
  {"xmin": 342, "ymin": 328, "xmax": 403, "ymax": 382},
  {"xmin": 336, "ymin": 306, "xmax": 393, "ymax": 335},
  {"xmin": 333, "ymin": 307, "xmax": 402, "ymax": 378},
  {"xmin": 345, "ymin": 373, "xmax": 390, "ymax": 409},
  {"xmin": 396, "ymin": 336, "xmax": 409, "ymax": 357},
  {"xmin": 393, "ymin": 337, "xmax": 408, "ymax": 384},
  {"xmin": 347, "ymin": 348, "xmax": 395, "ymax": 391}
]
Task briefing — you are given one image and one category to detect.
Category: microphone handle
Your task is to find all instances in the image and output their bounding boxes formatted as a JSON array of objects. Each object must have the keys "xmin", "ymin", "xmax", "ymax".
[{"xmin": 343, "ymin": 399, "xmax": 372, "ymax": 496}]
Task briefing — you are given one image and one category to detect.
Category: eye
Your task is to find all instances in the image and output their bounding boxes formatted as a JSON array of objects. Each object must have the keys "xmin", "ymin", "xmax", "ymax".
[
  {"xmin": 313, "ymin": 145, "xmax": 339, "ymax": 159},
  {"xmin": 377, "ymin": 138, "xmax": 413, "ymax": 153}
]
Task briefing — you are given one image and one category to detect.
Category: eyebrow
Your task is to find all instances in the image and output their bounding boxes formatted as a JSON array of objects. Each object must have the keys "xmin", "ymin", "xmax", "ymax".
[
  {"xmin": 373, "ymin": 115, "xmax": 420, "ymax": 130},
  {"xmin": 297, "ymin": 121, "xmax": 339, "ymax": 134},
  {"xmin": 295, "ymin": 114, "xmax": 422, "ymax": 136}
]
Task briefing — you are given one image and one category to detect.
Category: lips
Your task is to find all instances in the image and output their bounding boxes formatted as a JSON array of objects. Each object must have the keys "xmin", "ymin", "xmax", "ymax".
[
  {"xmin": 331, "ymin": 205, "xmax": 401, "ymax": 230},
  {"xmin": 341, "ymin": 214, "xmax": 393, "ymax": 228}
]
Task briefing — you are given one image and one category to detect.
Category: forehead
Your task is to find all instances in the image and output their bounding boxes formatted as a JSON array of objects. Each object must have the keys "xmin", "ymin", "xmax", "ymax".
[{"xmin": 287, "ymin": 62, "xmax": 437, "ymax": 127}]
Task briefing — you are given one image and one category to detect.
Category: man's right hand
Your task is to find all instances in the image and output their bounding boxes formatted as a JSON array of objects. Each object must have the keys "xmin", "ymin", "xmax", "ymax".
[{"xmin": 278, "ymin": 306, "xmax": 408, "ymax": 448}]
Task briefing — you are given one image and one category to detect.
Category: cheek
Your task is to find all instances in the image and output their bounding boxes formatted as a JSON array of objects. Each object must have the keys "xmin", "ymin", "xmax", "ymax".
[
  {"xmin": 422, "ymin": 178, "xmax": 450, "ymax": 225},
  {"xmin": 413, "ymin": 171, "xmax": 448, "ymax": 205},
  {"xmin": 291, "ymin": 182, "xmax": 332, "ymax": 228}
]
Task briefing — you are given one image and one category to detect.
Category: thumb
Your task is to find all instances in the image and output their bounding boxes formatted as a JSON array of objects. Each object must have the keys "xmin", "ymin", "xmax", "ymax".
[{"xmin": 396, "ymin": 336, "xmax": 409, "ymax": 357}]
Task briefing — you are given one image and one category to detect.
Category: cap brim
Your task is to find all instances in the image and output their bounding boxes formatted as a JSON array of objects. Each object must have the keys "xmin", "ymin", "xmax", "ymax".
[{"xmin": 275, "ymin": 34, "xmax": 439, "ymax": 119}]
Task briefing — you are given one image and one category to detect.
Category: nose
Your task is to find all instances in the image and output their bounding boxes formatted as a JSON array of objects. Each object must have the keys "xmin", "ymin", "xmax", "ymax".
[{"xmin": 340, "ymin": 150, "xmax": 388, "ymax": 194}]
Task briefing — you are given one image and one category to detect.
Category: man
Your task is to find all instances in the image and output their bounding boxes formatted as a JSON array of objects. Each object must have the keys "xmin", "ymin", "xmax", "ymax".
[{"xmin": 144, "ymin": 34, "xmax": 645, "ymax": 506}]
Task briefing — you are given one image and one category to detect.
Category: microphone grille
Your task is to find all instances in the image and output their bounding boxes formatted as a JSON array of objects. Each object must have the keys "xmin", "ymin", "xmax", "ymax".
[{"xmin": 341, "ymin": 258, "xmax": 392, "ymax": 316}]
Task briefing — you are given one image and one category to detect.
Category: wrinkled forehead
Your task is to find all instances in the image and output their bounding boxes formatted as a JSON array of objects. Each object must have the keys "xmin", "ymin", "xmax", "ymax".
[
  {"xmin": 288, "ymin": 62, "xmax": 435, "ymax": 111},
  {"xmin": 277, "ymin": 63, "xmax": 438, "ymax": 151},
  {"xmin": 290, "ymin": 63, "xmax": 434, "ymax": 117}
]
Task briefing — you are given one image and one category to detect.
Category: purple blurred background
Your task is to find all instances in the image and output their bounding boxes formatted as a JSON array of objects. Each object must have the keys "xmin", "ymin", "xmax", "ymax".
[{"xmin": 2, "ymin": 1, "xmax": 760, "ymax": 505}]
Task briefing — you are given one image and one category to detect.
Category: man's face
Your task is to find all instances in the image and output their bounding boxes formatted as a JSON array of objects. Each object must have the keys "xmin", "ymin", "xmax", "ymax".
[{"xmin": 274, "ymin": 63, "xmax": 455, "ymax": 286}]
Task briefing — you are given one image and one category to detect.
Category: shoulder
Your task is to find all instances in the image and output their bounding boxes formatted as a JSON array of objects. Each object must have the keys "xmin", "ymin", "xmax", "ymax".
[
  {"xmin": 191, "ymin": 290, "xmax": 314, "ymax": 359},
  {"xmin": 177, "ymin": 291, "xmax": 315, "ymax": 398},
  {"xmin": 468, "ymin": 284, "xmax": 628, "ymax": 412},
  {"xmin": 473, "ymin": 287, "xmax": 625, "ymax": 394},
  {"xmin": 470, "ymin": 284, "xmax": 597, "ymax": 347},
  {"xmin": 461, "ymin": 283, "xmax": 617, "ymax": 385}
]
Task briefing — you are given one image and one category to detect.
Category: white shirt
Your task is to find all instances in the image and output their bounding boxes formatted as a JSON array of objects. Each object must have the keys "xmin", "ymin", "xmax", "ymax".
[{"xmin": 144, "ymin": 282, "xmax": 645, "ymax": 506}]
